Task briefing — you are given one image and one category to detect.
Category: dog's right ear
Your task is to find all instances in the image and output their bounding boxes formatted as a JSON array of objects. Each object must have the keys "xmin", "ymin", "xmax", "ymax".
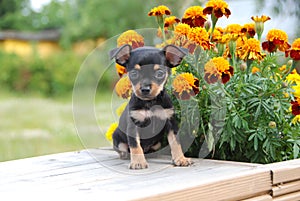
[{"xmin": 109, "ymin": 44, "xmax": 132, "ymax": 66}]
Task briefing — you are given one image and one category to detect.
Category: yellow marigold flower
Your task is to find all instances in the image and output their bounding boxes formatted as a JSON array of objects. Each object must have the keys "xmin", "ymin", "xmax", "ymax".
[
  {"xmin": 292, "ymin": 84, "xmax": 300, "ymax": 97},
  {"xmin": 187, "ymin": 27, "xmax": 212, "ymax": 50},
  {"xmin": 172, "ymin": 73, "xmax": 199, "ymax": 100},
  {"xmin": 148, "ymin": 5, "xmax": 171, "ymax": 16},
  {"xmin": 117, "ymin": 30, "xmax": 144, "ymax": 49},
  {"xmin": 262, "ymin": 29, "xmax": 291, "ymax": 53},
  {"xmin": 203, "ymin": 0, "xmax": 231, "ymax": 18},
  {"xmin": 105, "ymin": 122, "xmax": 118, "ymax": 142},
  {"xmin": 251, "ymin": 15, "xmax": 271, "ymax": 23},
  {"xmin": 115, "ymin": 76, "xmax": 132, "ymax": 99},
  {"xmin": 182, "ymin": 6, "xmax": 207, "ymax": 27},
  {"xmin": 204, "ymin": 57, "xmax": 234, "ymax": 84},
  {"xmin": 292, "ymin": 115, "xmax": 300, "ymax": 124},
  {"xmin": 225, "ymin": 24, "xmax": 243, "ymax": 34},
  {"xmin": 241, "ymin": 23, "xmax": 256, "ymax": 38},
  {"xmin": 115, "ymin": 63, "xmax": 127, "ymax": 77},
  {"xmin": 238, "ymin": 38, "xmax": 266, "ymax": 61},
  {"xmin": 164, "ymin": 16, "xmax": 180, "ymax": 28},
  {"xmin": 116, "ymin": 102, "xmax": 128, "ymax": 117},
  {"xmin": 251, "ymin": 66, "xmax": 260, "ymax": 74},
  {"xmin": 286, "ymin": 73, "xmax": 300, "ymax": 83}
]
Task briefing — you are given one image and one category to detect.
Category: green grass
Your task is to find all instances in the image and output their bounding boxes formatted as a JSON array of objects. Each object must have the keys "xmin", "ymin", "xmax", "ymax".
[{"xmin": 0, "ymin": 91, "xmax": 117, "ymax": 162}]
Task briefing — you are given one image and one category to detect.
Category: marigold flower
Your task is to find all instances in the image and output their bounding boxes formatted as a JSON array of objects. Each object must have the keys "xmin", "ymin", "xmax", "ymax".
[
  {"xmin": 251, "ymin": 15, "xmax": 270, "ymax": 41},
  {"xmin": 203, "ymin": 0, "xmax": 231, "ymax": 18},
  {"xmin": 174, "ymin": 23, "xmax": 191, "ymax": 36},
  {"xmin": 105, "ymin": 122, "xmax": 118, "ymax": 142},
  {"xmin": 115, "ymin": 76, "xmax": 132, "ymax": 99},
  {"xmin": 115, "ymin": 63, "xmax": 127, "ymax": 77},
  {"xmin": 204, "ymin": 57, "xmax": 234, "ymax": 84},
  {"xmin": 251, "ymin": 66, "xmax": 260, "ymax": 74},
  {"xmin": 117, "ymin": 30, "xmax": 144, "ymax": 49},
  {"xmin": 210, "ymin": 27, "xmax": 225, "ymax": 43},
  {"xmin": 164, "ymin": 16, "xmax": 180, "ymax": 28},
  {"xmin": 262, "ymin": 29, "xmax": 291, "ymax": 53},
  {"xmin": 238, "ymin": 38, "xmax": 266, "ymax": 61},
  {"xmin": 148, "ymin": 5, "xmax": 171, "ymax": 16},
  {"xmin": 187, "ymin": 27, "xmax": 212, "ymax": 50},
  {"xmin": 224, "ymin": 24, "xmax": 243, "ymax": 35},
  {"xmin": 286, "ymin": 73, "xmax": 300, "ymax": 83},
  {"xmin": 241, "ymin": 23, "xmax": 256, "ymax": 38},
  {"xmin": 251, "ymin": 15, "xmax": 271, "ymax": 23},
  {"xmin": 287, "ymin": 38, "xmax": 300, "ymax": 61},
  {"xmin": 116, "ymin": 102, "xmax": 128, "ymax": 117},
  {"xmin": 292, "ymin": 115, "xmax": 300, "ymax": 124},
  {"xmin": 172, "ymin": 73, "xmax": 199, "ymax": 100},
  {"xmin": 182, "ymin": 6, "xmax": 207, "ymax": 27},
  {"xmin": 291, "ymin": 98, "xmax": 300, "ymax": 116}
]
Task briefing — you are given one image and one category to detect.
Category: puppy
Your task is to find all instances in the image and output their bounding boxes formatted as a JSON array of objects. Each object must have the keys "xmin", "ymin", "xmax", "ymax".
[{"xmin": 110, "ymin": 44, "xmax": 193, "ymax": 169}]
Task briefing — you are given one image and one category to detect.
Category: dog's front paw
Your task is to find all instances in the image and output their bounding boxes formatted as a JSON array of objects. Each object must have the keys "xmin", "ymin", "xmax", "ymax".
[
  {"xmin": 172, "ymin": 156, "xmax": 194, "ymax": 167},
  {"xmin": 129, "ymin": 156, "xmax": 149, "ymax": 169}
]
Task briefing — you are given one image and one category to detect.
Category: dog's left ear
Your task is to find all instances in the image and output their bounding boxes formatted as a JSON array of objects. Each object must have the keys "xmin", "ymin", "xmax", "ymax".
[
  {"xmin": 109, "ymin": 44, "xmax": 132, "ymax": 66},
  {"xmin": 163, "ymin": 45, "xmax": 188, "ymax": 67}
]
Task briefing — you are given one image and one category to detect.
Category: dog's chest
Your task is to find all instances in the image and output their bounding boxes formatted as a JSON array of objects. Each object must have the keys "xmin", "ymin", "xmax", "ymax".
[{"xmin": 130, "ymin": 107, "xmax": 174, "ymax": 123}]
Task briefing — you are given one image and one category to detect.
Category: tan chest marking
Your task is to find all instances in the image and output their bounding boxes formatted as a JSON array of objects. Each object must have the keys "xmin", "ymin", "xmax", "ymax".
[{"xmin": 130, "ymin": 108, "xmax": 174, "ymax": 122}]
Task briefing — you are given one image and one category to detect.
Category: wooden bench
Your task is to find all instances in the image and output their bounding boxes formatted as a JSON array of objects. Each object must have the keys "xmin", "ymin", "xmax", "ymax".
[{"xmin": 0, "ymin": 148, "xmax": 299, "ymax": 201}]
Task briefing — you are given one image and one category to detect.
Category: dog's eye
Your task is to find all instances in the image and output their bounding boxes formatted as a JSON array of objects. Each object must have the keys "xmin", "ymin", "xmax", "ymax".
[
  {"xmin": 154, "ymin": 70, "xmax": 165, "ymax": 79},
  {"xmin": 129, "ymin": 70, "xmax": 139, "ymax": 80}
]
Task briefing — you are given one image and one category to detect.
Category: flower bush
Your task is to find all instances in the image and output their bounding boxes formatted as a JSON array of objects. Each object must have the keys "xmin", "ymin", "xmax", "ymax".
[{"xmin": 107, "ymin": 0, "xmax": 300, "ymax": 163}]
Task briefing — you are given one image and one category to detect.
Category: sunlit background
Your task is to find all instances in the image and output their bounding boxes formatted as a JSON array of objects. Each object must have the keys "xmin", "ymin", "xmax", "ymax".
[{"xmin": 0, "ymin": 0, "xmax": 299, "ymax": 161}]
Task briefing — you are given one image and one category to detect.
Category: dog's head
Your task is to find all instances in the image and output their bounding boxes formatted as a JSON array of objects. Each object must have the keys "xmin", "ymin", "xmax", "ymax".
[{"xmin": 110, "ymin": 45, "xmax": 187, "ymax": 100}]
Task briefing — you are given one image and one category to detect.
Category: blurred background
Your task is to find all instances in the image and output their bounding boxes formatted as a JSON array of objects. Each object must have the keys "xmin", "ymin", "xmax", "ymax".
[{"xmin": 0, "ymin": 0, "xmax": 299, "ymax": 161}]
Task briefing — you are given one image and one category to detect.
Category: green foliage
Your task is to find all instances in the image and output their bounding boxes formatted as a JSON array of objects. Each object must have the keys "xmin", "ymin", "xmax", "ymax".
[
  {"xmin": 0, "ymin": 50, "xmax": 87, "ymax": 96},
  {"xmin": 172, "ymin": 52, "xmax": 300, "ymax": 164}
]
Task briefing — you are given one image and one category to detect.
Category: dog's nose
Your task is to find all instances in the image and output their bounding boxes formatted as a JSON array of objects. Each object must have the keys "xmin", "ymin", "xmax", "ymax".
[{"xmin": 141, "ymin": 85, "xmax": 151, "ymax": 95}]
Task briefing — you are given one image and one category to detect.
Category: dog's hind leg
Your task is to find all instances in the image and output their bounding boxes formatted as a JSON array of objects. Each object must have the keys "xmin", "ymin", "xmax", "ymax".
[{"xmin": 112, "ymin": 128, "xmax": 129, "ymax": 159}]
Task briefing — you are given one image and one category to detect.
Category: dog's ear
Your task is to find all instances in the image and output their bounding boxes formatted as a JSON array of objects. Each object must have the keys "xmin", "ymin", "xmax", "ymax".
[
  {"xmin": 109, "ymin": 44, "xmax": 132, "ymax": 66},
  {"xmin": 163, "ymin": 45, "xmax": 188, "ymax": 67}
]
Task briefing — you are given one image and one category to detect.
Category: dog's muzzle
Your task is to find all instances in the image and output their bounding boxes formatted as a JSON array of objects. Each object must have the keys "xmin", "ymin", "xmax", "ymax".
[{"xmin": 140, "ymin": 85, "xmax": 151, "ymax": 95}]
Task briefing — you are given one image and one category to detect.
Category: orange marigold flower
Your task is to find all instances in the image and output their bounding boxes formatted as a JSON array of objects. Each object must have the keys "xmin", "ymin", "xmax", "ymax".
[
  {"xmin": 203, "ymin": 0, "xmax": 231, "ymax": 18},
  {"xmin": 172, "ymin": 73, "xmax": 199, "ymax": 100},
  {"xmin": 117, "ymin": 30, "xmax": 144, "ymax": 49},
  {"xmin": 116, "ymin": 63, "xmax": 127, "ymax": 77},
  {"xmin": 262, "ymin": 29, "xmax": 291, "ymax": 53},
  {"xmin": 210, "ymin": 27, "xmax": 224, "ymax": 43},
  {"xmin": 187, "ymin": 27, "xmax": 212, "ymax": 50},
  {"xmin": 115, "ymin": 76, "xmax": 132, "ymax": 99},
  {"xmin": 251, "ymin": 15, "xmax": 271, "ymax": 23},
  {"xmin": 164, "ymin": 16, "xmax": 180, "ymax": 28},
  {"xmin": 182, "ymin": 6, "xmax": 207, "ymax": 27},
  {"xmin": 148, "ymin": 5, "xmax": 171, "ymax": 16},
  {"xmin": 241, "ymin": 23, "xmax": 256, "ymax": 38},
  {"xmin": 251, "ymin": 66, "xmax": 260, "ymax": 74},
  {"xmin": 174, "ymin": 23, "xmax": 191, "ymax": 36},
  {"xmin": 204, "ymin": 57, "xmax": 234, "ymax": 84},
  {"xmin": 173, "ymin": 23, "xmax": 196, "ymax": 53},
  {"xmin": 238, "ymin": 38, "xmax": 266, "ymax": 61},
  {"xmin": 287, "ymin": 38, "xmax": 300, "ymax": 61},
  {"xmin": 225, "ymin": 24, "xmax": 243, "ymax": 35}
]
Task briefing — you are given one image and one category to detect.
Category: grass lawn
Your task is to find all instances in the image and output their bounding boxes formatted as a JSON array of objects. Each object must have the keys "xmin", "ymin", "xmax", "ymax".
[{"xmin": 0, "ymin": 91, "xmax": 117, "ymax": 162}]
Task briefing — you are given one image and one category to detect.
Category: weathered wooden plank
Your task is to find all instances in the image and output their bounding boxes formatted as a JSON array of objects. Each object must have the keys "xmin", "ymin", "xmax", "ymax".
[
  {"xmin": 241, "ymin": 194, "xmax": 273, "ymax": 201},
  {"xmin": 0, "ymin": 148, "xmax": 271, "ymax": 201},
  {"xmin": 272, "ymin": 191, "xmax": 300, "ymax": 201},
  {"xmin": 272, "ymin": 180, "xmax": 300, "ymax": 197},
  {"xmin": 264, "ymin": 159, "xmax": 300, "ymax": 184}
]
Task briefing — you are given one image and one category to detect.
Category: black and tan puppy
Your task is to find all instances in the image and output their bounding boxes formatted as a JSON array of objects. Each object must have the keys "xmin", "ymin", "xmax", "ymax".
[{"xmin": 110, "ymin": 44, "xmax": 193, "ymax": 169}]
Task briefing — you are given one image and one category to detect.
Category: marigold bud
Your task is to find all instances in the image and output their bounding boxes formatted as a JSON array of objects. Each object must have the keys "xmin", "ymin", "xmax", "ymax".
[
  {"xmin": 240, "ymin": 63, "xmax": 247, "ymax": 71},
  {"xmin": 268, "ymin": 121, "xmax": 276, "ymax": 129},
  {"xmin": 282, "ymin": 81, "xmax": 288, "ymax": 88},
  {"xmin": 287, "ymin": 60, "xmax": 293, "ymax": 66}
]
